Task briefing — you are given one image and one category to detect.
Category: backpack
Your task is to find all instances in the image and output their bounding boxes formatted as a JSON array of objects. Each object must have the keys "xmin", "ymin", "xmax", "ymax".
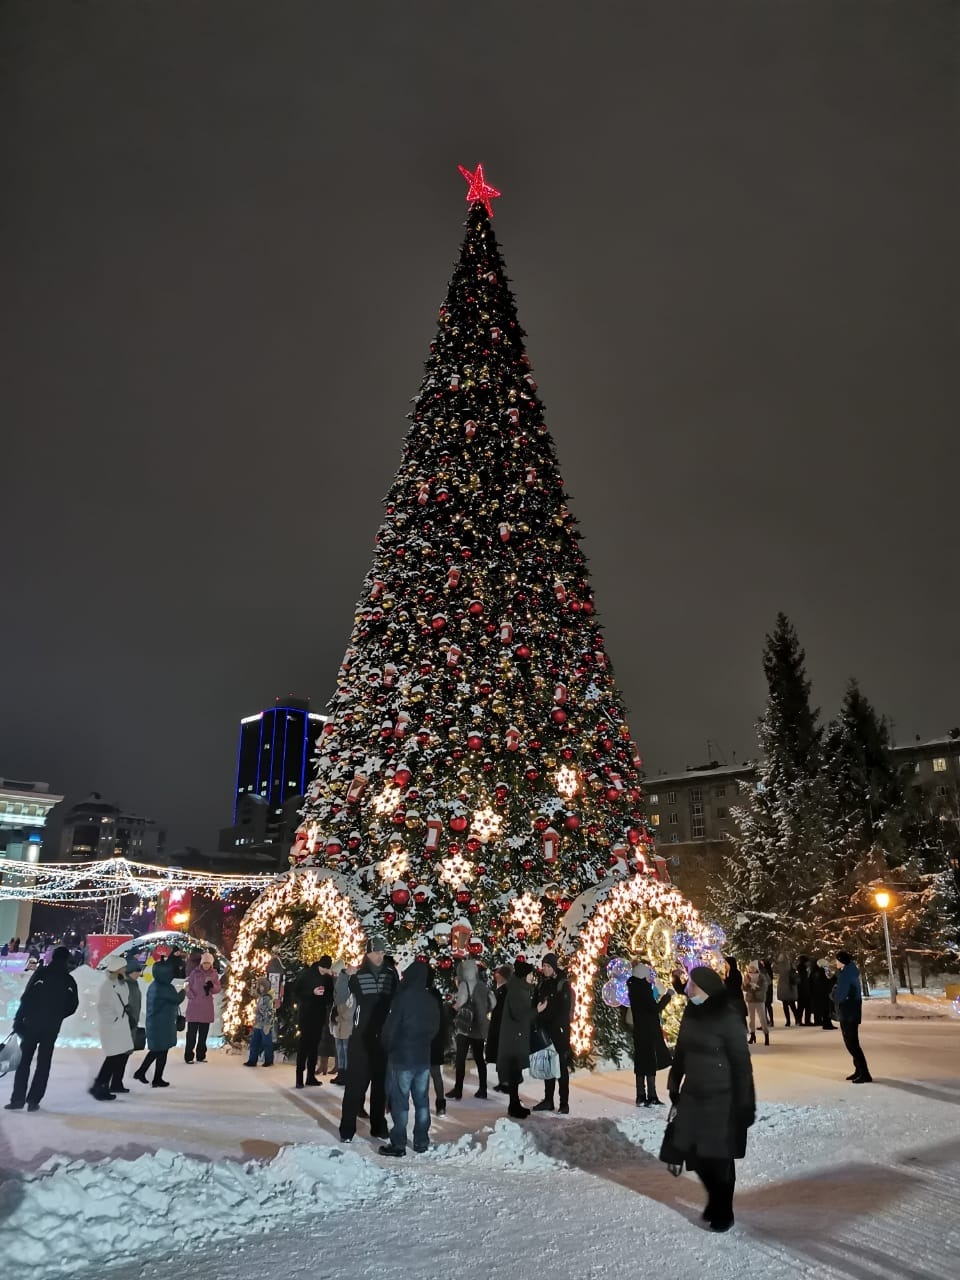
[{"xmin": 454, "ymin": 981, "xmax": 488, "ymax": 1036}]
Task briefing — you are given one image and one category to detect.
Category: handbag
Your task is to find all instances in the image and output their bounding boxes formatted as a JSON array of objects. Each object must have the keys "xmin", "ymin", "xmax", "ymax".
[
  {"xmin": 659, "ymin": 1103, "xmax": 687, "ymax": 1176},
  {"xmin": 176, "ymin": 1012, "xmax": 186, "ymax": 1032},
  {"xmin": 528, "ymin": 1043, "xmax": 560, "ymax": 1080},
  {"xmin": 0, "ymin": 1034, "xmax": 21, "ymax": 1077}
]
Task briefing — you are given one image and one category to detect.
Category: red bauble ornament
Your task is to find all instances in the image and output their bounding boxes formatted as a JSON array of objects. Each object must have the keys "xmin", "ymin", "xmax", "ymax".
[
  {"xmin": 560, "ymin": 747, "xmax": 575, "ymax": 761},
  {"xmin": 393, "ymin": 767, "xmax": 412, "ymax": 787},
  {"xmin": 414, "ymin": 889, "xmax": 427, "ymax": 905},
  {"xmin": 455, "ymin": 888, "xmax": 472, "ymax": 906},
  {"xmin": 551, "ymin": 708, "xmax": 568, "ymax": 725},
  {"xmin": 383, "ymin": 909, "xmax": 396, "ymax": 925},
  {"xmin": 468, "ymin": 939, "xmax": 484, "ymax": 956},
  {"xmin": 525, "ymin": 767, "xmax": 539, "ymax": 782},
  {"xmin": 515, "ymin": 928, "xmax": 526, "ymax": 943},
  {"xmin": 468, "ymin": 902, "xmax": 480, "ymax": 915},
  {"xmin": 533, "ymin": 816, "xmax": 549, "ymax": 833},
  {"xmin": 449, "ymin": 815, "xmax": 468, "ymax": 833},
  {"xmin": 438, "ymin": 956, "xmax": 454, "ymax": 971},
  {"xmin": 515, "ymin": 644, "xmax": 531, "ymax": 660},
  {"xmin": 563, "ymin": 813, "xmax": 581, "ymax": 830},
  {"xmin": 431, "ymin": 613, "xmax": 447, "ymax": 631},
  {"xmin": 466, "ymin": 837, "xmax": 481, "ymax": 854},
  {"xmin": 391, "ymin": 885, "xmax": 411, "ymax": 907},
  {"xmin": 522, "ymin": 858, "xmax": 534, "ymax": 871},
  {"xmin": 627, "ymin": 827, "xmax": 641, "ymax": 845},
  {"xmin": 467, "ymin": 732, "xmax": 483, "ymax": 751},
  {"xmin": 468, "ymin": 599, "xmax": 484, "ymax": 616}
]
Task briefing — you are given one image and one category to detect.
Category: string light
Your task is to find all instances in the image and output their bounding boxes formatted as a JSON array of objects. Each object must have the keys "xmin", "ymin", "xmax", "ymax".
[
  {"xmin": 555, "ymin": 766, "xmax": 579, "ymax": 799},
  {"xmin": 371, "ymin": 789, "xmax": 398, "ymax": 816},
  {"xmin": 438, "ymin": 852, "xmax": 475, "ymax": 887},
  {"xmin": 222, "ymin": 870, "xmax": 367, "ymax": 1038},
  {"xmin": 557, "ymin": 876, "xmax": 710, "ymax": 1055},
  {"xmin": 377, "ymin": 847, "xmax": 410, "ymax": 881},
  {"xmin": 510, "ymin": 891, "xmax": 543, "ymax": 934},
  {"xmin": 0, "ymin": 854, "xmax": 276, "ymax": 904},
  {"xmin": 470, "ymin": 806, "xmax": 502, "ymax": 843}
]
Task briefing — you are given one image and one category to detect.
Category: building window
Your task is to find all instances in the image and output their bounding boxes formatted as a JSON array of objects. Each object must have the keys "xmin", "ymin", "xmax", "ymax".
[
  {"xmin": 649, "ymin": 813, "xmax": 660, "ymax": 826},
  {"xmin": 690, "ymin": 789, "xmax": 702, "ymax": 803},
  {"xmin": 667, "ymin": 791, "xmax": 677, "ymax": 804},
  {"xmin": 715, "ymin": 786, "xmax": 726, "ymax": 798},
  {"xmin": 648, "ymin": 793, "xmax": 659, "ymax": 805},
  {"xmin": 691, "ymin": 818, "xmax": 705, "ymax": 839},
  {"xmin": 669, "ymin": 833, "xmax": 680, "ymax": 843},
  {"xmin": 669, "ymin": 811, "xmax": 679, "ymax": 825},
  {"xmin": 717, "ymin": 807, "xmax": 728, "ymax": 818},
  {"xmin": 933, "ymin": 757, "xmax": 947, "ymax": 772},
  {"xmin": 937, "ymin": 786, "xmax": 949, "ymax": 799}
]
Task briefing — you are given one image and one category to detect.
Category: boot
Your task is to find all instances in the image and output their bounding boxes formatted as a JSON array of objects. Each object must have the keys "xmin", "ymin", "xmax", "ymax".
[
  {"xmin": 317, "ymin": 1058, "xmax": 330, "ymax": 1075},
  {"xmin": 635, "ymin": 1074, "xmax": 646, "ymax": 1107},
  {"xmin": 89, "ymin": 1083, "xmax": 116, "ymax": 1101},
  {"xmin": 645, "ymin": 1076, "xmax": 663, "ymax": 1105},
  {"xmin": 748, "ymin": 1032, "xmax": 756, "ymax": 1044},
  {"xmin": 763, "ymin": 1031, "xmax": 770, "ymax": 1046}
]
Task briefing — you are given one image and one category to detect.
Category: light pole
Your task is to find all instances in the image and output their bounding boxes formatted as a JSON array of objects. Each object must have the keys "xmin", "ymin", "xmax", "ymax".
[{"xmin": 874, "ymin": 889, "xmax": 897, "ymax": 1006}]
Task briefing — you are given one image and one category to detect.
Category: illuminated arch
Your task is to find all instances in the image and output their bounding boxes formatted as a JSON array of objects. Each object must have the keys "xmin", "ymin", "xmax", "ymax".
[
  {"xmin": 222, "ymin": 870, "xmax": 367, "ymax": 1037},
  {"xmin": 557, "ymin": 874, "xmax": 709, "ymax": 1055}
]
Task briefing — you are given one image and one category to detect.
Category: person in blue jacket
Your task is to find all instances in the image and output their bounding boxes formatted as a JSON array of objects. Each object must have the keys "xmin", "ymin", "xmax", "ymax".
[{"xmin": 834, "ymin": 950, "xmax": 872, "ymax": 1083}]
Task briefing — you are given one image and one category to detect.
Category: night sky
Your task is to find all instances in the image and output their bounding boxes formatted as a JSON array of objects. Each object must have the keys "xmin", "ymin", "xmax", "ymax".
[{"xmin": 2, "ymin": 1, "xmax": 955, "ymax": 851}]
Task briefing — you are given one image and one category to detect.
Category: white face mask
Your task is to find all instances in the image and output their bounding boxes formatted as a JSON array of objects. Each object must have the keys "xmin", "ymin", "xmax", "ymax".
[{"xmin": 688, "ymin": 993, "xmax": 708, "ymax": 1005}]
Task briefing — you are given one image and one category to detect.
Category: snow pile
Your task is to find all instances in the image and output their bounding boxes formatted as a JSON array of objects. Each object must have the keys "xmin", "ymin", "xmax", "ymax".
[
  {"xmin": 0, "ymin": 1143, "xmax": 395, "ymax": 1273},
  {"xmin": 425, "ymin": 1117, "xmax": 565, "ymax": 1170},
  {"xmin": 861, "ymin": 993, "xmax": 950, "ymax": 1020}
]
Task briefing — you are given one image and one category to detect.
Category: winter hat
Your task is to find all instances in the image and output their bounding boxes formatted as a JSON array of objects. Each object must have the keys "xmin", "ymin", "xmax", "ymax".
[
  {"xmin": 105, "ymin": 954, "xmax": 128, "ymax": 974},
  {"xmin": 513, "ymin": 959, "xmax": 533, "ymax": 980},
  {"xmin": 689, "ymin": 966, "xmax": 725, "ymax": 998},
  {"xmin": 318, "ymin": 955, "xmax": 333, "ymax": 968},
  {"xmin": 49, "ymin": 946, "xmax": 71, "ymax": 969},
  {"xmin": 541, "ymin": 953, "xmax": 559, "ymax": 972},
  {"xmin": 125, "ymin": 956, "xmax": 145, "ymax": 974},
  {"xmin": 368, "ymin": 935, "xmax": 388, "ymax": 953}
]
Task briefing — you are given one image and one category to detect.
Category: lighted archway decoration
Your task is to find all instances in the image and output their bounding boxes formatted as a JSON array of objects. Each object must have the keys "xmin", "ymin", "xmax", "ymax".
[
  {"xmin": 557, "ymin": 875, "xmax": 709, "ymax": 1055},
  {"xmin": 222, "ymin": 870, "xmax": 367, "ymax": 1037}
]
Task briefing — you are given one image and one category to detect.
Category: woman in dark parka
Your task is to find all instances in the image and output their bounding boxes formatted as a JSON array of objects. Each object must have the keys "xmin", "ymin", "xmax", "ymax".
[
  {"xmin": 663, "ymin": 965, "xmax": 756, "ymax": 1232},
  {"xmin": 496, "ymin": 960, "xmax": 536, "ymax": 1119},
  {"xmin": 628, "ymin": 962, "xmax": 673, "ymax": 1107}
]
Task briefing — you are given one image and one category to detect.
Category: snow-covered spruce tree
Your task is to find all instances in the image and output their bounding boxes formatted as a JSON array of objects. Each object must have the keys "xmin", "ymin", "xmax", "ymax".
[
  {"xmin": 709, "ymin": 613, "xmax": 829, "ymax": 957},
  {"xmin": 280, "ymin": 171, "xmax": 663, "ymax": 982}
]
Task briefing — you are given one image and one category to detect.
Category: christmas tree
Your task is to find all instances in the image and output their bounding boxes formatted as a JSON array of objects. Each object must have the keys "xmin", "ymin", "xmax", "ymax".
[{"xmin": 224, "ymin": 168, "xmax": 711, "ymax": 1055}]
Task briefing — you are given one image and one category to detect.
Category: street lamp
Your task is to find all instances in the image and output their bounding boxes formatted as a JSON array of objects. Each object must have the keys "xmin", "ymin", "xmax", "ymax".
[{"xmin": 874, "ymin": 889, "xmax": 898, "ymax": 1006}]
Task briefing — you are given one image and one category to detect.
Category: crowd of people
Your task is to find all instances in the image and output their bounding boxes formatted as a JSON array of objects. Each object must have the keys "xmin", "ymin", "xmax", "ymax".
[{"xmin": 3, "ymin": 934, "xmax": 874, "ymax": 1229}]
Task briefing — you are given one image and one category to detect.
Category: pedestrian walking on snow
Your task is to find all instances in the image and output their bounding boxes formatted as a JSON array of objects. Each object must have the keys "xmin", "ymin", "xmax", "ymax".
[
  {"xmin": 743, "ymin": 961, "xmax": 770, "ymax": 1045},
  {"xmin": 532, "ymin": 953, "xmax": 573, "ymax": 1115},
  {"xmin": 339, "ymin": 938, "xmax": 398, "ymax": 1143},
  {"xmin": 329, "ymin": 967, "xmax": 355, "ymax": 1085},
  {"xmin": 627, "ymin": 961, "xmax": 672, "ymax": 1106},
  {"xmin": 91, "ymin": 956, "xmax": 134, "ymax": 1101},
  {"xmin": 448, "ymin": 957, "xmax": 491, "ymax": 1100},
  {"xmin": 497, "ymin": 960, "xmax": 537, "ymax": 1118},
  {"xmin": 810, "ymin": 959, "xmax": 837, "ymax": 1030},
  {"xmin": 379, "ymin": 960, "xmax": 441, "ymax": 1156},
  {"xmin": 134, "ymin": 955, "xmax": 185, "ymax": 1087},
  {"xmin": 110, "ymin": 956, "xmax": 144, "ymax": 1093},
  {"xmin": 723, "ymin": 957, "xmax": 748, "ymax": 1022},
  {"xmin": 245, "ymin": 977, "xmax": 276, "ymax": 1066},
  {"xmin": 661, "ymin": 966, "xmax": 756, "ymax": 1232},
  {"xmin": 486, "ymin": 964, "xmax": 513, "ymax": 1094},
  {"xmin": 184, "ymin": 951, "xmax": 221, "ymax": 1064},
  {"xmin": 834, "ymin": 951, "xmax": 872, "ymax": 1083},
  {"xmin": 5, "ymin": 946, "xmax": 78, "ymax": 1112},
  {"xmin": 775, "ymin": 953, "xmax": 799, "ymax": 1027},
  {"xmin": 294, "ymin": 955, "xmax": 336, "ymax": 1087}
]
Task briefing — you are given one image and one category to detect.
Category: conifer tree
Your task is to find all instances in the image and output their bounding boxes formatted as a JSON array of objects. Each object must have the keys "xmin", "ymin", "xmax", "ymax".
[
  {"xmin": 279, "ymin": 169, "xmax": 658, "ymax": 973},
  {"xmin": 710, "ymin": 613, "xmax": 828, "ymax": 956}
]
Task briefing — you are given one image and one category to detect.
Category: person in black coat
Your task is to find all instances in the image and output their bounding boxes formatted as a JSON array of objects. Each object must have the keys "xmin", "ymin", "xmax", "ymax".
[
  {"xmin": 339, "ymin": 938, "xmax": 399, "ymax": 1143},
  {"xmin": 5, "ymin": 947, "xmax": 79, "ymax": 1112},
  {"xmin": 531, "ymin": 954, "xmax": 573, "ymax": 1115},
  {"xmin": 795, "ymin": 956, "xmax": 814, "ymax": 1026},
  {"xmin": 662, "ymin": 965, "xmax": 756, "ymax": 1233},
  {"xmin": 426, "ymin": 968, "xmax": 452, "ymax": 1115},
  {"xmin": 486, "ymin": 964, "xmax": 512, "ymax": 1093},
  {"xmin": 496, "ymin": 960, "xmax": 537, "ymax": 1118},
  {"xmin": 627, "ymin": 962, "xmax": 673, "ymax": 1107},
  {"xmin": 294, "ymin": 955, "xmax": 336, "ymax": 1089},
  {"xmin": 809, "ymin": 959, "xmax": 837, "ymax": 1031},
  {"xmin": 723, "ymin": 956, "xmax": 747, "ymax": 1021},
  {"xmin": 379, "ymin": 960, "xmax": 441, "ymax": 1156}
]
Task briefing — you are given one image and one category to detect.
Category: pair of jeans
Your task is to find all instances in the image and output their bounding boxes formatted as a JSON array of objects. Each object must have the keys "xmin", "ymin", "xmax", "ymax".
[
  {"xmin": 9, "ymin": 1029, "xmax": 57, "ymax": 1106},
  {"xmin": 453, "ymin": 1035, "xmax": 487, "ymax": 1093},
  {"xmin": 340, "ymin": 1041, "xmax": 387, "ymax": 1140},
  {"xmin": 387, "ymin": 1065, "xmax": 431, "ymax": 1152},
  {"xmin": 247, "ymin": 1028, "xmax": 274, "ymax": 1065},
  {"xmin": 184, "ymin": 1021, "xmax": 209, "ymax": 1063},
  {"xmin": 430, "ymin": 1064, "xmax": 445, "ymax": 1108},
  {"xmin": 335, "ymin": 1037, "xmax": 350, "ymax": 1071},
  {"xmin": 840, "ymin": 1020, "xmax": 870, "ymax": 1077}
]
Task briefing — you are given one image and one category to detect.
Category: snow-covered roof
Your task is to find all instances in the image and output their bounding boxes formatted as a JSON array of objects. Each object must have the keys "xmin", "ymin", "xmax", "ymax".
[
  {"xmin": 642, "ymin": 762, "xmax": 755, "ymax": 787},
  {"xmin": 891, "ymin": 735, "xmax": 960, "ymax": 754}
]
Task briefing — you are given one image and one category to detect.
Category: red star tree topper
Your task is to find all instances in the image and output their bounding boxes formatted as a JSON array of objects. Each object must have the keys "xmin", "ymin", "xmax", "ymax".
[{"xmin": 458, "ymin": 162, "xmax": 502, "ymax": 217}]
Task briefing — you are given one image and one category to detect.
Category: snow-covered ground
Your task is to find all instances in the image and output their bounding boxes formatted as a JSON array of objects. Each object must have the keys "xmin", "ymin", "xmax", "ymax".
[{"xmin": 1, "ymin": 1010, "xmax": 958, "ymax": 1280}]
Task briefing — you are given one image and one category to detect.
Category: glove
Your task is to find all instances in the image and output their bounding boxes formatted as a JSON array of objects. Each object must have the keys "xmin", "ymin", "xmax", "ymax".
[{"xmin": 204, "ymin": 980, "xmax": 214, "ymax": 995}]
